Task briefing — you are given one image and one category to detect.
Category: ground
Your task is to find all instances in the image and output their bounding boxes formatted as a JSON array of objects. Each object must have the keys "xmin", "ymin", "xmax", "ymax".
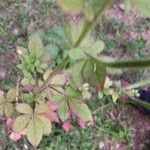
[{"xmin": 0, "ymin": 0, "xmax": 150, "ymax": 149}]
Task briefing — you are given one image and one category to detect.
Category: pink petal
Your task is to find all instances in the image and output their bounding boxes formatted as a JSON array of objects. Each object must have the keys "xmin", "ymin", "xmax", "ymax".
[
  {"xmin": 44, "ymin": 109, "xmax": 59, "ymax": 123},
  {"xmin": 10, "ymin": 132, "xmax": 21, "ymax": 142},
  {"xmin": 78, "ymin": 119, "xmax": 87, "ymax": 129},
  {"xmin": 6, "ymin": 118, "xmax": 14, "ymax": 129},
  {"xmin": 62, "ymin": 121, "xmax": 73, "ymax": 132}
]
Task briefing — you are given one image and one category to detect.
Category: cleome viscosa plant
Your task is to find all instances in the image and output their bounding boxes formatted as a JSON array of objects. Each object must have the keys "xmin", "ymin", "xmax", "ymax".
[{"xmin": 0, "ymin": 0, "xmax": 150, "ymax": 148}]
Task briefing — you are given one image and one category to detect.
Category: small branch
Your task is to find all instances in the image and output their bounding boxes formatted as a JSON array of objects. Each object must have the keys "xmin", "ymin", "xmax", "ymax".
[
  {"xmin": 126, "ymin": 78, "xmax": 150, "ymax": 90},
  {"xmin": 50, "ymin": 86, "xmax": 66, "ymax": 95},
  {"xmin": 74, "ymin": 0, "xmax": 112, "ymax": 47}
]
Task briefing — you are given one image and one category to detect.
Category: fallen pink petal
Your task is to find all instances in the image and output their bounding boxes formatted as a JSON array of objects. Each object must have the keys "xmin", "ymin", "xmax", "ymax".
[
  {"xmin": 44, "ymin": 109, "xmax": 59, "ymax": 123},
  {"xmin": 62, "ymin": 121, "xmax": 73, "ymax": 132},
  {"xmin": 78, "ymin": 119, "xmax": 87, "ymax": 129},
  {"xmin": 10, "ymin": 132, "xmax": 22, "ymax": 142}
]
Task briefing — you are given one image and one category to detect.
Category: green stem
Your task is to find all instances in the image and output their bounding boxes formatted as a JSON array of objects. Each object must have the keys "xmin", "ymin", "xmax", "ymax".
[
  {"xmin": 104, "ymin": 59, "xmax": 150, "ymax": 68},
  {"xmin": 123, "ymin": 97, "xmax": 150, "ymax": 110},
  {"xmin": 56, "ymin": 0, "xmax": 112, "ymax": 71},
  {"xmin": 126, "ymin": 78, "xmax": 150, "ymax": 90},
  {"xmin": 74, "ymin": 0, "xmax": 112, "ymax": 47}
]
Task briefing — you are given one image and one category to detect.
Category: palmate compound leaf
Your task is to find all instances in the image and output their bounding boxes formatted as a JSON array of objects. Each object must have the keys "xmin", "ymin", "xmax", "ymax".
[
  {"xmin": 13, "ymin": 103, "xmax": 52, "ymax": 147},
  {"xmin": 28, "ymin": 34, "xmax": 43, "ymax": 59}
]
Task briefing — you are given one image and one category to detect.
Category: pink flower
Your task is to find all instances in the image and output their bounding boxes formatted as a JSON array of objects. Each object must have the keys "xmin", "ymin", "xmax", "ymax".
[
  {"xmin": 62, "ymin": 121, "xmax": 73, "ymax": 132},
  {"xmin": 6, "ymin": 118, "xmax": 13, "ymax": 129},
  {"xmin": 78, "ymin": 119, "xmax": 87, "ymax": 129}
]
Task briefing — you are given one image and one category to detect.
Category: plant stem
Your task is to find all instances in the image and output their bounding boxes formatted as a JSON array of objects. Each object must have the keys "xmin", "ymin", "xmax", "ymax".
[
  {"xmin": 74, "ymin": 0, "xmax": 112, "ymax": 47},
  {"xmin": 103, "ymin": 59, "xmax": 150, "ymax": 68},
  {"xmin": 126, "ymin": 78, "xmax": 150, "ymax": 90},
  {"xmin": 122, "ymin": 97, "xmax": 150, "ymax": 110}
]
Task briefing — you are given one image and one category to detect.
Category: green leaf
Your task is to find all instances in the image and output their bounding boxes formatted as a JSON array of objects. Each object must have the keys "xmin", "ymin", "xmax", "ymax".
[
  {"xmin": 68, "ymin": 48, "xmax": 86, "ymax": 60},
  {"xmin": 37, "ymin": 115, "xmax": 52, "ymax": 135},
  {"xmin": 75, "ymin": 103, "xmax": 92, "ymax": 121},
  {"xmin": 40, "ymin": 51, "xmax": 51, "ymax": 65},
  {"xmin": 16, "ymin": 103, "xmax": 33, "ymax": 114},
  {"xmin": 50, "ymin": 73, "xmax": 66, "ymax": 86},
  {"xmin": 65, "ymin": 20, "xmax": 86, "ymax": 46},
  {"xmin": 66, "ymin": 86, "xmax": 82, "ymax": 99},
  {"xmin": 70, "ymin": 61, "xmax": 85, "ymax": 88},
  {"xmin": 35, "ymin": 104, "xmax": 48, "ymax": 114},
  {"xmin": 58, "ymin": 101, "xmax": 69, "ymax": 122},
  {"xmin": 6, "ymin": 88, "xmax": 16, "ymax": 102},
  {"xmin": 104, "ymin": 77, "xmax": 112, "ymax": 88},
  {"xmin": 26, "ymin": 116, "xmax": 43, "ymax": 147},
  {"xmin": 28, "ymin": 34, "xmax": 43, "ymax": 59},
  {"xmin": 98, "ymin": 91, "xmax": 104, "ymax": 99},
  {"xmin": 91, "ymin": 40, "xmax": 105, "ymax": 54},
  {"xmin": 43, "ymin": 68, "xmax": 52, "ymax": 81},
  {"xmin": 0, "ymin": 94, "xmax": 4, "ymax": 104},
  {"xmin": 13, "ymin": 115, "xmax": 31, "ymax": 132},
  {"xmin": 111, "ymin": 92, "xmax": 119, "ymax": 102},
  {"xmin": 4, "ymin": 103, "xmax": 14, "ymax": 117},
  {"xmin": 0, "ymin": 104, "xmax": 3, "ymax": 116},
  {"xmin": 82, "ymin": 60, "xmax": 106, "ymax": 90},
  {"xmin": 58, "ymin": 0, "xmax": 84, "ymax": 14}
]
